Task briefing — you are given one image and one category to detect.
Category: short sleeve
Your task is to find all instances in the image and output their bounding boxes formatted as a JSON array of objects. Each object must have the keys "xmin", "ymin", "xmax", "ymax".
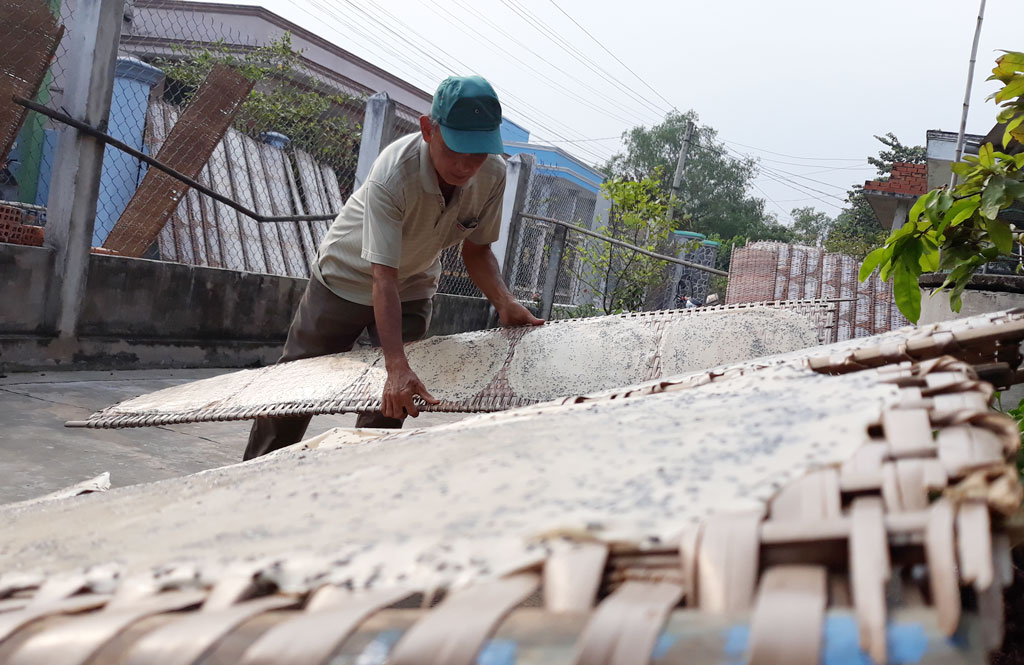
[
  {"xmin": 467, "ymin": 169, "xmax": 506, "ymax": 245},
  {"xmin": 360, "ymin": 181, "xmax": 404, "ymax": 268}
]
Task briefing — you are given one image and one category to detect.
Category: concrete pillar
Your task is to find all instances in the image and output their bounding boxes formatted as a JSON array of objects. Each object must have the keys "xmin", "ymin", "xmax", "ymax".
[
  {"xmin": 93, "ymin": 57, "xmax": 163, "ymax": 246},
  {"xmin": 496, "ymin": 153, "xmax": 533, "ymax": 279},
  {"xmin": 354, "ymin": 92, "xmax": 396, "ymax": 191},
  {"xmin": 540, "ymin": 223, "xmax": 567, "ymax": 319},
  {"xmin": 891, "ymin": 199, "xmax": 911, "ymax": 232},
  {"xmin": 44, "ymin": 0, "xmax": 126, "ymax": 338}
]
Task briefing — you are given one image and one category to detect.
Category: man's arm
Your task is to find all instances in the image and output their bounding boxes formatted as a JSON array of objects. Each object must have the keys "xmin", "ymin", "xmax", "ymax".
[
  {"xmin": 462, "ymin": 240, "xmax": 544, "ymax": 327},
  {"xmin": 371, "ymin": 263, "xmax": 438, "ymax": 419}
]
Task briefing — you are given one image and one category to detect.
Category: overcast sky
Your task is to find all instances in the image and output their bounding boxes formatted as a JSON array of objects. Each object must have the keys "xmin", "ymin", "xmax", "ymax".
[{"xmin": 215, "ymin": 0, "xmax": 1020, "ymax": 225}]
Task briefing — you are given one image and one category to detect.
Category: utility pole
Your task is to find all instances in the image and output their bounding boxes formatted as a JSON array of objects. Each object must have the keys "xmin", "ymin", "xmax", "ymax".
[
  {"xmin": 951, "ymin": 0, "xmax": 986, "ymax": 188},
  {"xmin": 669, "ymin": 120, "xmax": 694, "ymax": 219}
]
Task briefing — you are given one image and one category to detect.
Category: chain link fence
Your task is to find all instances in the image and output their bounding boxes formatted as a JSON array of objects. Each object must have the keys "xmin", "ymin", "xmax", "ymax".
[
  {"xmin": 500, "ymin": 164, "xmax": 601, "ymax": 308},
  {"xmin": 5, "ymin": 0, "xmax": 424, "ymax": 278}
]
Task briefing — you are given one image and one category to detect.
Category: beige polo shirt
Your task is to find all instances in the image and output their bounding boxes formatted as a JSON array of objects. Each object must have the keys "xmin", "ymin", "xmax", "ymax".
[{"xmin": 313, "ymin": 132, "xmax": 506, "ymax": 305}]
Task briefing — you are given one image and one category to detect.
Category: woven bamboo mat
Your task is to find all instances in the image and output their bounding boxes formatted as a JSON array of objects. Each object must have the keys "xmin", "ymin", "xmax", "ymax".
[
  {"xmin": 72, "ymin": 301, "xmax": 834, "ymax": 429},
  {"xmin": 5, "ymin": 353, "xmax": 1019, "ymax": 664}
]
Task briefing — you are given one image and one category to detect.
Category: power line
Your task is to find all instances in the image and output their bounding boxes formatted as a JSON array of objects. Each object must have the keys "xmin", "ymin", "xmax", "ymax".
[
  {"xmin": 345, "ymin": 0, "xmax": 616, "ymax": 164},
  {"xmin": 721, "ymin": 139, "xmax": 866, "ymax": 162},
  {"xmin": 750, "ymin": 181, "xmax": 791, "ymax": 220},
  {"xmin": 445, "ymin": 0, "xmax": 660, "ymax": 128},
  {"xmin": 546, "ymin": 0, "xmax": 676, "ymax": 110},
  {"xmin": 499, "ymin": 0, "xmax": 669, "ymax": 119},
  {"xmin": 530, "ymin": 135, "xmax": 622, "ymax": 143},
  {"xmin": 291, "ymin": 0, "xmax": 615, "ymax": 165},
  {"xmin": 721, "ymin": 144, "xmax": 850, "ymax": 200},
  {"xmin": 419, "ymin": 0, "xmax": 648, "ymax": 128},
  {"xmin": 755, "ymin": 170, "xmax": 846, "ymax": 210}
]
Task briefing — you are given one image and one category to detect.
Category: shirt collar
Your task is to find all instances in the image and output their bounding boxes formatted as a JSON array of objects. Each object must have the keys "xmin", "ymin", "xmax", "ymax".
[{"xmin": 419, "ymin": 138, "xmax": 441, "ymax": 196}]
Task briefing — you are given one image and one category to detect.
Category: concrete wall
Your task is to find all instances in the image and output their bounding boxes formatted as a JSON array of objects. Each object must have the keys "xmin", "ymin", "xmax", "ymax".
[
  {"xmin": 0, "ymin": 244, "xmax": 54, "ymax": 335},
  {"xmin": 919, "ymin": 288, "xmax": 1024, "ymax": 326},
  {"xmin": 0, "ymin": 244, "xmax": 495, "ymax": 371}
]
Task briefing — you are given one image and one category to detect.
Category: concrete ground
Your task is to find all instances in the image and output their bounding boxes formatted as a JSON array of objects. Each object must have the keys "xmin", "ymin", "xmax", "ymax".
[{"xmin": 0, "ymin": 368, "xmax": 468, "ymax": 505}]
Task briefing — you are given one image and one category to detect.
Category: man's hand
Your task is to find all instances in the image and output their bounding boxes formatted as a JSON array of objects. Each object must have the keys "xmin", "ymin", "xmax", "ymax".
[
  {"xmin": 497, "ymin": 299, "xmax": 545, "ymax": 327},
  {"xmin": 381, "ymin": 362, "xmax": 439, "ymax": 419},
  {"xmin": 462, "ymin": 241, "xmax": 545, "ymax": 327}
]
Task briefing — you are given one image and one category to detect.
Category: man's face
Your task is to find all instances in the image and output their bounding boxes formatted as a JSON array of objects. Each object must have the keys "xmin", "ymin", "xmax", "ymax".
[{"xmin": 420, "ymin": 116, "xmax": 489, "ymax": 187}]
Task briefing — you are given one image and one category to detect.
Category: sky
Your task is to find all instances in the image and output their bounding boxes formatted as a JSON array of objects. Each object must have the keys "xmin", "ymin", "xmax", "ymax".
[{"xmin": 206, "ymin": 0, "xmax": 1021, "ymax": 225}]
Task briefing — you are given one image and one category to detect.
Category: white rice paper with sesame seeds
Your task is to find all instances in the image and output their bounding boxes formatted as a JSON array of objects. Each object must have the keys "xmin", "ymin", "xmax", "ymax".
[{"xmin": 0, "ymin": 363, "xmax": 900, "ymax": 594}]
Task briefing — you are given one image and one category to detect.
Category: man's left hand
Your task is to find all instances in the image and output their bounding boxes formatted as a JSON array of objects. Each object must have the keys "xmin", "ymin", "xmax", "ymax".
[{"xmin": 497, "ymin": 300, "xmax": 545, "ymax": 327}]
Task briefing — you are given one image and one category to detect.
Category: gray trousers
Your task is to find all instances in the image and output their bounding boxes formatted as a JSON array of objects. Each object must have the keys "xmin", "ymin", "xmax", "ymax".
[{"xmin": 244, "ymin": 276, "xmax": 432, "ymax": 460}]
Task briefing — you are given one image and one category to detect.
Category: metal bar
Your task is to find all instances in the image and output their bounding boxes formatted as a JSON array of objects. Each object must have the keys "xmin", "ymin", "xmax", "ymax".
[
  {"xmin": 12, "ymin": 96, "xmax": 337, "ymax": 223},
  {"xmin": 519, "ymin": 212, "xmax": 729, "ymax": 276}
]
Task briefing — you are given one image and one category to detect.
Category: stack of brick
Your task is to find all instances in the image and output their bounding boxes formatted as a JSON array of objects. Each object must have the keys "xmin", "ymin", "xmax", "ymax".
[
  {"xmin": 0, "ymin": 205, "xmax": 43, "ymax": 246},
  {"xmin": 863, "ymin": 162, "xmax": 928, "ymax": 197}
]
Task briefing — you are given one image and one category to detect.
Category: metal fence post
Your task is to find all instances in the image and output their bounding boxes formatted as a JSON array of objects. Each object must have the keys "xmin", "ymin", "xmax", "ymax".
[
  {"xmin": 539, "ymin": 224, "xmax": 567, "ymax": 320},
  {"xmin": 498, "ymin": 153, "xmax": 534, "ymax": 282},
  {"xmin": 353, "ymin": 92, "xmax": 396, "ymax": 191},
  {"xmin": 44, "ymin": 0, "xmax": 126, "ymax": 337}
]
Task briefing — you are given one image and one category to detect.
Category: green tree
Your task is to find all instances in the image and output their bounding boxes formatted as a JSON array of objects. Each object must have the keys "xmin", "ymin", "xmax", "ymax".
[
  {"xmin": 605, "ymin": 111, "xmax": 778, "ymax": 241},
  {"xmin": 790, "ymin": 206, "xmax": 834, "ymax": 246},
  {"xmin": 573, "ymin": 175, "xmax": 674, "ymax": 314},
  {"xmin": 868, "ymin": 132, "xmax": 928, "ymax": 175}
]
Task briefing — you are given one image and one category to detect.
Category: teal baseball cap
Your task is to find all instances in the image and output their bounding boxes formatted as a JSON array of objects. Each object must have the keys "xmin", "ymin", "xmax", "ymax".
[{"xmin": 431, "ymin": 75, "xmax": 505, "ymax": 155}]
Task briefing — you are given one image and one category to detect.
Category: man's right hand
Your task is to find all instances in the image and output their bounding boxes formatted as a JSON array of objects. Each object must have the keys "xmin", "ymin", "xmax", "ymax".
[{"xmin": 381, "ymin": 362, "xmax": 439, "ymax": 419}]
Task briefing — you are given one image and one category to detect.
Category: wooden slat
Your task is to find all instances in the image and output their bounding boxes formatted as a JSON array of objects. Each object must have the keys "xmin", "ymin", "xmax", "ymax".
[
  {"xmin": 543, "ymin": 543, "xmax": 608, "ymax": 613},
  {"xmin": 162, "ymin": 107, "xmax": 195, "ymax": 266},
  {"xmin": 937, "ymin": 426, "xmax": 1005, "ymax": 477},
  {"xmin": 849, "ymin": 497, "xmax": 888, "ymax": 664},
  {"xmin": 294, "ymin": 148, "xmax": 331, "ymax": 241},
  {"xmin": 105, "ymin": 65, "xmax": 253, "ymax": 256},
  {"xmin": 389, "ymin": 574, "xmax": 539, "ymax": 665},
  {"xmin": 957, "ymin": 501, "xmax": 994, "ymax": 591},
  {"xmin": 206, "ymin": 139, "xmax": 247, "ymax": 271},
  {"xmin": 284, "ymin": 151, "xmax": 320, "ymax": 268},
  {"xmin": 696, "ymin": 511, "xmax": 761, "ymax": 613},
  {"xmin": 223, "ymin": 130, "xmax": 268, "ymax": 274},
  {"xmin": 925, "ymin": 499, "xmax": 960, "ymax": 636},
  {"xmin": 573, "ymin": 582, "xmax": 684, "ymax": 665},
  {"xmin": 239, "ymin": 135, "xmax": 287, "ymax": 276},
  {"xmin": 748, "ymin": 566, "xmax": 826, "ymax": 665},
  {"xmin": 0, "ymin": 0, "xmax": 63, "ymax": 162},
  {"xmin": 770, "ymin": 469, "xmax": 841, "ymax": 521},
  {"xmin": 257, "ymin": 143, "xmax": 308, "ymax": 277},
  {"xmin": 882, "ymin": 409, "xmax": 935, "ymax": 457},
  {"xmin": 145, "ymin": 104, "xmax": 176, "ymax": 262}
]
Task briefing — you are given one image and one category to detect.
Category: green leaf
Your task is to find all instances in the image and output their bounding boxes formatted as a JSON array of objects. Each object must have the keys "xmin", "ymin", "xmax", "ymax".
[
  {"xmin": 981, "ymin": 175, "xmax": 1007, "ymax": 219},
  {"xmin": 979, "ymin": 143, "xmax": 996, "ymax": 168},
  {"xmin": 1004, "ymin": 114, "xmax": 1024, "ymax": 148},
  {"xmin": 893, "ymin": 258, "xmax": 922, "ymax": 323},
  {"xmin": 996, "ymin": 77, "xmax": 1024, "ymax": 104},
  {"xmin": 918, "ymin": 245, "xmax": 940, "ymax": 273},
  {"xmin": 951, "ymin": 162, "xmax": 976, "ymax": 178},
  {"xmin": 908, "ymin": 192, "xmax": 932, "ymax": 225},
  {"xmin": 859, "ymin": 246, "xmax": 890, "ymax": 281},
  {"xmin": 986, "ymin": 217, "xmax": 1014, "ymax": 254},
  {"xmin": 950, "ymin": 290, "xmax": 963, "ymax": 313},
  {"xmin": 944, "ymin": 196, "xmax": 980, "ymax": 230},
  {"xmin": 879, "ymin": 257, "xmax": 895, "ymax": 283}
]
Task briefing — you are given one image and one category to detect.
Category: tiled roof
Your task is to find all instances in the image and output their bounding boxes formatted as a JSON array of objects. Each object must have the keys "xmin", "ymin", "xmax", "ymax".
[{"xmin": 863, "ymin": 162, "xmax": 928, "ymax": 197}]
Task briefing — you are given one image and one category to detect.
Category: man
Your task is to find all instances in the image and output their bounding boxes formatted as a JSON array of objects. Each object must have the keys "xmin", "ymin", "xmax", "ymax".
[{"xmin": 244, "ymin": 75, "xmax": 542, "ymax": 460}]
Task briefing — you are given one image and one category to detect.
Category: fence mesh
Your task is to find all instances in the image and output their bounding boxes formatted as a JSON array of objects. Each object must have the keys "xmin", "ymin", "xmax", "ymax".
[{"xmin": 4, "ymin": 0, "xmax": 423, "ymax": 278}]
